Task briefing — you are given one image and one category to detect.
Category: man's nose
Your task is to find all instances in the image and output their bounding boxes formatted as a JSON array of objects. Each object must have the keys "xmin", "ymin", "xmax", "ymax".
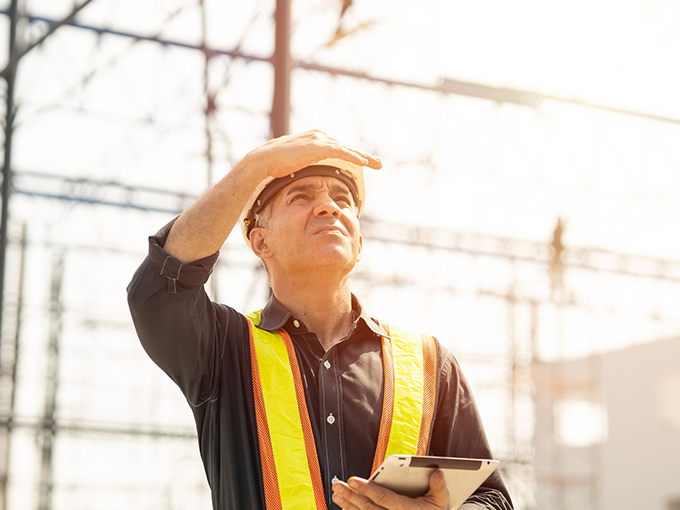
[{"xmin": 313, "ymin": 194, "xmax": 341, "ymax": 217}]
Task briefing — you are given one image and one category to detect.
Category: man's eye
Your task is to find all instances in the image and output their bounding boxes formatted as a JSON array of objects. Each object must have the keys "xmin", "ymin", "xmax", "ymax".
[
  {"xmin": 335, "ymin": 196, "xmax": 352, "ymax": 206},
  {"xmin": 292, "ymin": 194, "xmax": 309, "ymax": 202}
]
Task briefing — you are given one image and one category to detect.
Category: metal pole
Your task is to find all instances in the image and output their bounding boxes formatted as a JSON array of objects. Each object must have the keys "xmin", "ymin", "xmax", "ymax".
[
  {"xmin": 0, "ymin": 0, "xmax": 19, "ymax": 360},
  {"xmin": 271, "ymin": 0, "xmax": 291, "ymax": 137},
  {"xmin": 0, "ymin": 0, "xmax": 96, "ymax": 79},
  {"xmin": 268, "ymin": 0, "xmax": 291, "ymax": 299},
  {"xmin": 199, "ymin": 0, "xmax": 219, "ymax": 301},
  {"xmin": 2, "ymin": 0, "xmax": 98, "ymax": 354},
  {"xmin": 37, "ymin": 252, "xmax": 63, "ymax": 510},
  {"xmin": 0, "ymin": 223, "xmax": 26, "ymax": 510}
]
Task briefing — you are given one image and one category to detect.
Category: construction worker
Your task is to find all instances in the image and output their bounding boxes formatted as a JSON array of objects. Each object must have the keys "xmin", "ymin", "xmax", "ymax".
[{"xmin": 127, "ymin": 130, "xmax": 513, "ymax": 510}]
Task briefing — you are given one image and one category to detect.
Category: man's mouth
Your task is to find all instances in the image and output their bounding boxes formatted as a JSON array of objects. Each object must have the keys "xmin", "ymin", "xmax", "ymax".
[{"xmin": 312, "ymin": 225, "xmax": 345, "ymax": 235}]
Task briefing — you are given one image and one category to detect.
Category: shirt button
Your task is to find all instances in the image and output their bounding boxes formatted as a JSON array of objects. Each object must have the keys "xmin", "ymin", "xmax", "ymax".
[
  {"xmin": 293, "ymin": 320, "xmax": 300, "ymax": 328},
  {"xmin": 323, "ymin": 360, "xmax": 331, "ymax": 369},
  {"xmin": 327, "ymin": 413, "xmax": 335, "ymax": 425},
  {"xmin": 331, "ymin": 476, "xmax": 340, "ymax": 485}
]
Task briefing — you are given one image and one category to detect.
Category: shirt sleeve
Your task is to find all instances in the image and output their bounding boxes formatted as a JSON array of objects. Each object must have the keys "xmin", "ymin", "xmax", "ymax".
[
  {"xmin": 127, "ymin": 218, "xmax": 227, "ymax": 407},
  {"xmin": 430, "ymin": 345, "xmax": 514, "ymax": 510}
]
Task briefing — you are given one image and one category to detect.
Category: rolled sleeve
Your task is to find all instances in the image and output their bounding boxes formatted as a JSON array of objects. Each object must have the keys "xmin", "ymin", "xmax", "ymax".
[
  {"xmin": 127, "ymin": 218, "xmax": 223, "ymax": 406},
  {"xmin": 146, "ymin": 218, "xmax": 220, "ymax": 294}
]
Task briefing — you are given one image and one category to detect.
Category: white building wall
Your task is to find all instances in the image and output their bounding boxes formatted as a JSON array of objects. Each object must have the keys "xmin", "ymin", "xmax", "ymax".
[
  {"xmin": 600, "ymin": 337, "xmax": 680, "ymax": 510},
  {"xmin": 534, "ymin": 337, "xmax": 680, "ymax": 510}
]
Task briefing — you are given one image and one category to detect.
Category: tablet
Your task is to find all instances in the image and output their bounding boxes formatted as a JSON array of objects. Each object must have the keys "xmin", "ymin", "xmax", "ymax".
[{"xmin": 368, "ymin": 455, "xmax": 499, "ymax": 510}]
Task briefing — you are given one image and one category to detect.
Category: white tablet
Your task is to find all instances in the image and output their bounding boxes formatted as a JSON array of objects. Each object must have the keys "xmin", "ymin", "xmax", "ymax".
[{"xmin": 368, "ymin": 455, "xmax": 499, "ymax": 510}]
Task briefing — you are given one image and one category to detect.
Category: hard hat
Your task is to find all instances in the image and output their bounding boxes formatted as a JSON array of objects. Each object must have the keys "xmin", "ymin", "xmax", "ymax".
[{"xmin": 240, "ymin": 158, "xmax": 366, "ymax": 247}]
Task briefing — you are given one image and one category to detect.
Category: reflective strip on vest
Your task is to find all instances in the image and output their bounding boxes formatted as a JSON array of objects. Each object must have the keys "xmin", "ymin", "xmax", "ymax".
[
  {"xmin": 247, "ymin": 311, "xmax": 438, "ymax": 509},
  {"xmin": 371, "ymin": 323, "xmax": 438, "ymax": 472},
  {"xmin": 247, "ymin": 311, "xmax": 325, "ymax": 510}
]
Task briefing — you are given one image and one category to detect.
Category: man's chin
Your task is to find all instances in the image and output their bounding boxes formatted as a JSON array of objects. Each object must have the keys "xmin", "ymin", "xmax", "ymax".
[{"xmin": 294, "ymin": 250, "xmax": 358, "ymax": 272}]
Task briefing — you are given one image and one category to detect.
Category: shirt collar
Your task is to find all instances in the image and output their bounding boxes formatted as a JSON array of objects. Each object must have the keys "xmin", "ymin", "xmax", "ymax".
[{"xmin": 256, "ymin": 292, "xmax": 387, "ymax": 338}]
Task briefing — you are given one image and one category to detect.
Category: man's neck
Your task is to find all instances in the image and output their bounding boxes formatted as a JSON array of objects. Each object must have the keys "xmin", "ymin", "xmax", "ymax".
[{"xmin": 270, "ymin": 273, "xmax": 354, "ymax": 351}]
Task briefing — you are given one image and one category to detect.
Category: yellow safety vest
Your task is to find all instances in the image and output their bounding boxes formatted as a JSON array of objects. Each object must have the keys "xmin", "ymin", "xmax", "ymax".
[{"xmin": 246, "ymin": 311, "xmax": 438, "ymax": 510}]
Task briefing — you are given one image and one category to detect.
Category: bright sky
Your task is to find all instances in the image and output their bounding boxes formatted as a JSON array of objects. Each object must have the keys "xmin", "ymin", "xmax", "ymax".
[{"xmin": 1, "ymin": 0, "xmax": 680, "ymax": 508}]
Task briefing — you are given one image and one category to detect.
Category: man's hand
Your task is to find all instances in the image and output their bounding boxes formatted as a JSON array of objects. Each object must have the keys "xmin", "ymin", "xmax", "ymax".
[
  {"xmin": 239, "ymin": 129, "xmax": 382, "ymax": 180},
  {"xmin": 332, "ymin": 470, "xmax": 449, "ymax": 510}
]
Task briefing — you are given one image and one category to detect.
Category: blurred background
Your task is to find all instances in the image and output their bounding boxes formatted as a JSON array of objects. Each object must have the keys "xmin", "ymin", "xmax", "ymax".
[{"xmin": 0, "ymin": 0, "xmax": 679, "ymax": 509}]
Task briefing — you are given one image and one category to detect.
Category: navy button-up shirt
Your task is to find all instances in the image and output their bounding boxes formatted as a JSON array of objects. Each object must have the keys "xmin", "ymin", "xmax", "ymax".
[{"xmin": 127, "ymin": 220, "xmax": 513, "ymax": 510}]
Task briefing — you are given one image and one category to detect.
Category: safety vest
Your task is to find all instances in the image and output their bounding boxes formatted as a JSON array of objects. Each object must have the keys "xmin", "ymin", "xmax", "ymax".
[{"xmin": 246, "ymin": 310, "xmax": 438, "ymax": 510}]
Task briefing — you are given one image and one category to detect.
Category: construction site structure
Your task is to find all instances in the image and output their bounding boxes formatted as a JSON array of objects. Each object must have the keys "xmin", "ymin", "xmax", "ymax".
[{"xmin": 2, "ymin": 2, "xmax": 680, "ymax": 509}]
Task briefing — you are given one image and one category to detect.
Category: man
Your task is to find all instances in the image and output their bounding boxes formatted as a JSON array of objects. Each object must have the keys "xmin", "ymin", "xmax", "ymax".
[{"xmin": 127, "ymin": 130, "xmax": 513, "ymax": 510}]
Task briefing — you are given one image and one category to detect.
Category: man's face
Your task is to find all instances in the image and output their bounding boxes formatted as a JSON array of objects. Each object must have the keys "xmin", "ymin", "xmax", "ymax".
[{"xmin": 250, "ymin": 175, "xmax": 363, "ymax": 277}]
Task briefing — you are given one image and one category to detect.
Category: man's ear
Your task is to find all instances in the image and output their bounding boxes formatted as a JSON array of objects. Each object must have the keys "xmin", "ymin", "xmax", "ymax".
[
  {"xmin": 357, "ymin": 234, "xmax": 363, "ymax": 262},
  {"xmin": 250, "ymin": 228, "xmax": 272, "ymax": 259}
]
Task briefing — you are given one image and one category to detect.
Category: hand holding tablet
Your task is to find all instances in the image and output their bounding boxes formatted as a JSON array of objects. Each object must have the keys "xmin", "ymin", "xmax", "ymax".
[{"xmin": 368, "ymin": 455, "xmax": 499, "ymax": 510}]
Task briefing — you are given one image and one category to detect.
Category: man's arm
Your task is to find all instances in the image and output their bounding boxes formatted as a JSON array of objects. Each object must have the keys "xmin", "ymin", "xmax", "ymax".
[
  {"xmin": 127, "ymin": 220, "xmax": 227, "ymax": 405},
  {"xmin": 164, "ymin": 129, "xmax": 381, "ymax": 263},
  {"xmin": 128, "ymin": 130, "xmax": 380, "ymax": 401}
]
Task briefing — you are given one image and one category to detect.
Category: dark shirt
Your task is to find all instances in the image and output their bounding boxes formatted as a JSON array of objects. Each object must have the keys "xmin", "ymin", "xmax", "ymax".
[{"xmin": 127, "ymin": 220, "xmax": 513, "ymax": 510}]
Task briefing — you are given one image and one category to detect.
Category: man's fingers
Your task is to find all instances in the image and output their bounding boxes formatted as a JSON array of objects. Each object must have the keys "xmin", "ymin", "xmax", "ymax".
[
  {"xmin": 355, "ymin": 150, "xmax": 382, "ymax": 170},
  {"xmin": 333, "ymin": 479, "xmax": 384, "ymax": 510},
  {"xmin": 332, "ymin": 471, "xmax": 449, "ymax": 510},
  {"xmin": 341, "ymin": 148, "xmax": 382, "ymax": 170},
  {"xmin": 348, "ymin": 477, "xmax": 401, "ymax": 508},
  {"xmin": 307, "ymin": 132, "xmax": 382, "ymax": 170},
  {"xmin": 255, "ymin": 130, "xmax": 383, "ymax": 178},
  {"xmin": 333, "ymin": 477, "xmax": 402, "ymax": 509},
  {"xmin": 332, "ymin": 140, "xmax": 382, "ymax": 170},
  {"xmin": 424, "ymin": 470, "xmax": 449, "ymax": 507}
]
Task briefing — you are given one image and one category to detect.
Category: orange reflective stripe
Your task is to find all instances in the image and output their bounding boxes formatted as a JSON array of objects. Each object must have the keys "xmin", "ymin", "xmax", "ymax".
[
  {"xmin": 418, "ymin": 332, "xmax": 437, "ymax": 455},
  {"xmin": 372, "ymin": 323, "xmax": 438, "ymax": 472},
  {"xmin": 371, "ymin": 337, "xmax": 394, "ymax": 474},
  {"xmin": 247, "ymin": 312, "xmax": 325, "ymax": 510}
]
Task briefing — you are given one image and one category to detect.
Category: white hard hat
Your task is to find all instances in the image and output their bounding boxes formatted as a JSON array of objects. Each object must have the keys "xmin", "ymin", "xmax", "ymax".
[{"xmin": 240, "ymin": 158, "xmax": 366, "ymax": 247}]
